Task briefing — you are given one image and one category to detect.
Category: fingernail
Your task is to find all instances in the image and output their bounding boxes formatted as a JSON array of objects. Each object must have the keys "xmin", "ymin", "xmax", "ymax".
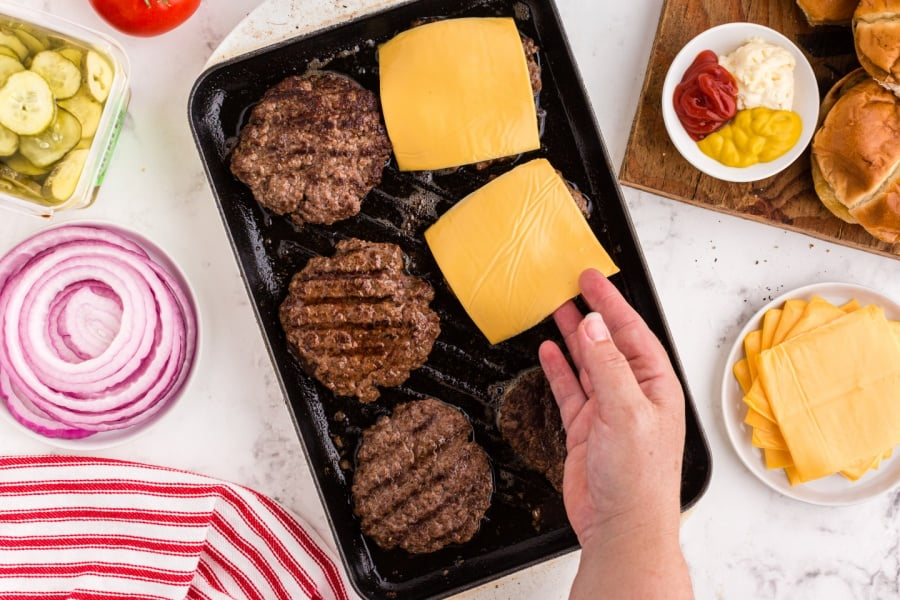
[{"xmin": 583, "ymin": 312, "xmax": 610, "ymax": 342}]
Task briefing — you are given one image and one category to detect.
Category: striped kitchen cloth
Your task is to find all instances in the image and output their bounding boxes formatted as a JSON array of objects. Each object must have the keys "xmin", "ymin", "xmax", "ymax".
[{"xmin": 0, "ymin": 455, "xmax": 351, "ymax": 600}]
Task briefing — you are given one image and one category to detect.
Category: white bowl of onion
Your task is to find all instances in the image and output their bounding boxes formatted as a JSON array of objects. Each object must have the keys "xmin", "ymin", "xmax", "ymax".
[{"xmin": 0, "ymin": 221, "xmax": 200, "ymax": 450}]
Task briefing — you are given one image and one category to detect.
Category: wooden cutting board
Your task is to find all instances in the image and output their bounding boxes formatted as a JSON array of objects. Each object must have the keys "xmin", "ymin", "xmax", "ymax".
[{"xmin": 620, "ymin": 0, "xmax": 900, "ymax": 259}]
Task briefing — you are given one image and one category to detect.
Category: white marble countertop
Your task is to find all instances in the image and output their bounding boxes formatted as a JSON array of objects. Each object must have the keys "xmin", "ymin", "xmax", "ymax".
[{"xmin": 2, "ymin": 0, "xmax": 900, "ymax": 598}]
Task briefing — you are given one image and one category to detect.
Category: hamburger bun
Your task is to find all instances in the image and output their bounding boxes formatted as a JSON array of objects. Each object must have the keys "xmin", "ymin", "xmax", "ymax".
[
  {"xmin": 811, "ymin": 68, "xmax": 900, "ymax": 243},
  {"xmin": 796, "ymin": 0, "xmax": 860, "ymax": 25},
  {"xmin": 853, "ymin": 0, "xmax": 900, "ymax": 94}
]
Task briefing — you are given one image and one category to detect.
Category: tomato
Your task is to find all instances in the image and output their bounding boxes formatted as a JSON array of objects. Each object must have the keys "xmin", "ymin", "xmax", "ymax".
[{"xmin": 88, "ymin": 0, "xmax": 201, "ymax": 37}]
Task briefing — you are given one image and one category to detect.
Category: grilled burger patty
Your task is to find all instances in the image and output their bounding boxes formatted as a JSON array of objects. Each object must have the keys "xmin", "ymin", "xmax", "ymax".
[
  {"xmin": 498, "ymin": 367, "xmax": 567, "ymax": 492},
  {"xmin": 520, "ymin": 34, "xmax": 542, "ymax": 95},
  {"xmin": 352, "ymin": 398, "xmax": 493, "ymax": 554},
  {"xmin": 278, "ymin": 238, "xmax": 440, "ymax": 403},
  {"xmin": 230, "ymin": 71, "xmax": 392, "ymax": 226}
]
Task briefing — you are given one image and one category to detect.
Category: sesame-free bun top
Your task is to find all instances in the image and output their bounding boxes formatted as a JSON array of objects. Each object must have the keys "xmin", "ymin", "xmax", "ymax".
[
  {"xmin": 811, "ymin": 69, "xmax": 900, "ymax": 243},
  {"xmin": 796, "ymin": 0, "xmax": 859, "ymax": 25},
  {"xmin": 853, "ymin": 0, "xmax": 900, "ymax": 93}
]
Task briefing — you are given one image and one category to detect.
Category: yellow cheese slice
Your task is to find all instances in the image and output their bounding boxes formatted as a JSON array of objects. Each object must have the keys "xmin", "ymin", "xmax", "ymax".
[
  {"xmin": 760, "ymin": 308, "xmax": 781, "ymax": 351},
  {"xmin": 743, "ymin": 329, "xmax": 762, "ymax": 380},
  {"xmin": 765, "ymin": 448, "xmax": 793, "ymax": 470},
  {"xmin": 751, "ymin": 427, "xmax": 788, "ymax": 451},
  {"xmin": 784, "ymin": 466, "xmax": 802, "ymax": 486},
  {"xmin": 424, "ymin": 158, "xmax": 618, "ymax": 344},
  {"xmin": 733, "ymin": 358, "xmax": 752, "ymax": 394},
  {"xmin": 742, "ymin": 378, "xmax": 775, "ymax": 422},
  {"xmin": 758, "ymin": 305, "xmax": 900, "ymax": 483},
  {"xmin": 782, "ymin": 296, "xmax": 846, "ymax": 342},
  {"xmin": 840, "ymin": 454, "xmax": 884, "ymax": 481},
  {"xmin": 379, "ymin": 17, "xmax": 540, "ymax": 171},
  {"xmin": 744, "ymin": 406, "xmax": 778, "ymax": 431},
  {"xmin": 840, "ymin": 299, "xmax": 862, "ymax": 313},
  {"xmin": 771, "ymin": 298, "xmax": 807, "ymax": 345},
  {"xmin": 891, "ymin": 320, "xmax": 900, "ymax": 343}
]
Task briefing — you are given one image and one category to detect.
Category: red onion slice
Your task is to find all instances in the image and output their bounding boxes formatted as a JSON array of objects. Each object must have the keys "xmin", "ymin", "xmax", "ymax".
[
  {"xmin": 0, "ymin": 372, "xmax": 93, "ymax": 439},
  {"xmin": 48, "ymin": 281, "xmax": 123, "ymax": 361},
  {"xmin": 0, "ymin": 224, "xmax": 198, "ymax": 438}
]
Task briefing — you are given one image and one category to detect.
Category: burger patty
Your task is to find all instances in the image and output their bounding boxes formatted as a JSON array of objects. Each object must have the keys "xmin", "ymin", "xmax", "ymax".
[
  {"xmin": 352, "ymin": 398, "xmax": 493, "ymax": 553},
  {"xmin": 520, "ymin": 34, "xmax": 542, "ymax": 95},
  {"xmin": 278, "ymin": 238, "xmax": 440, "ymax": 403},
  {"xmin": 498, "ymin": 367, "xmax": 567, "ymax": 492},
  {"xmin": 230, "ymin": 71, "xmax": 393, "ymax": 226}
]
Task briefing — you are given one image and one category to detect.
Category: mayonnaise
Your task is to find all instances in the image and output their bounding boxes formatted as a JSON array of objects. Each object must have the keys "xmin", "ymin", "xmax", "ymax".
[{"xmin": 718, "ymin": 38, "xmax": 795, "ymax": 111}]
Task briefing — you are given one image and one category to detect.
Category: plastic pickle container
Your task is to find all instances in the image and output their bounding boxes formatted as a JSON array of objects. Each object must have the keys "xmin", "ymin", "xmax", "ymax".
[{"xmin": 0, "ymin": 3, "xmax": 130, "ymax": 217}]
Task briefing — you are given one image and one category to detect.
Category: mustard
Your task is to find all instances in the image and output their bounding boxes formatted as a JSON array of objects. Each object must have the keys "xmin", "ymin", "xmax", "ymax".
[{"xmin": 697, "ymin": 107, "xmax": 802, "ymax": 168}]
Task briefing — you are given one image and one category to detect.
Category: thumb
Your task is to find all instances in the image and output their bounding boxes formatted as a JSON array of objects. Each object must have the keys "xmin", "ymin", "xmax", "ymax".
[{"xmin": 578, "ymin": 312, "xmax": 646, "ymax": 420}]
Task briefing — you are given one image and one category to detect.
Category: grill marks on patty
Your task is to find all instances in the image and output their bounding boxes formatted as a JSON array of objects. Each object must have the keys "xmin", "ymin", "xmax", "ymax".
[
  {"xmin": 278, "ymin": 239, "xmax": 440, "ymax": 403},
  {"xmin": 230, "ymin": 72, "xmax": 393, "ymax": 226},
  {"xmin": 352, "ymin": 398, "xmax": 493, "ymax": 554}
]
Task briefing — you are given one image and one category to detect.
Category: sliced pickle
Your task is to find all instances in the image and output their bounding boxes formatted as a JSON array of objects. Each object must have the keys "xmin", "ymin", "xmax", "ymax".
[
  {"xmin": 0, "ymin": 70, "xmax": 54, "ymax": 135},
  {"xmin": 2, "ymin": 151, "xmax": 49, "ymax": 176},
  {"xmin": 12, "ymin": 28, "xmax": 47, "ymax": 56},
  {"xmin": 0, "ymin": 161, "xmax": 42, "ymax": 198},
  {"xmin": 30, "ymin": 51, "xmax": 80, "ymax": 99},
  {"xmin": 42, "ymin": 147, "xmax": 88, "ymax": 203},
  {"xmin": 83, "ymin": 50, "xmax": 112, "ymax": 103},
  {"xmin": 0, "ymin": 54, "xmax": 23, "ymax": 86},
  {"xmin": 0, "ymin": 124, "xmax": 18, "ymax": 156},
  {"xmin": 0, "ymin": 176, "xmax": 32, "ymax": 199},
  {"xmin": 57, "ymin": 47, "xmax": 83, "ymax": 67},
  {"xmin": 19, "ymin": 108, "xmax": 80, "ymax": 167},
  {"xmin": 0, "ymin": 30, "xmax": 28, "ymax": 61},
  {"xmin": 58, "ymin": 91, "xmax": 101, "ymax": 138}
]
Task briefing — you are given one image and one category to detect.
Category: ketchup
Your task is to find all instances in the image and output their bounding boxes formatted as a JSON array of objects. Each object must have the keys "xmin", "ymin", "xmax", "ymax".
[{"xmin": 673, "ymin": 50, "xmax": 738, "ymax": 141}]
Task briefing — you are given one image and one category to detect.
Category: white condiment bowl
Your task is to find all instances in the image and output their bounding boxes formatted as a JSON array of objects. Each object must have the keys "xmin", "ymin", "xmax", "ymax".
[{"xmin": 661, "ymin": 22, "xmax": 819, "ymax": 183}]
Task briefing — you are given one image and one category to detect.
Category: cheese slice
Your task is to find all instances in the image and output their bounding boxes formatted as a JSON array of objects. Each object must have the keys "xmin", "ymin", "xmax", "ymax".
[
  {"xmin": 379, "ymin": 17, "xmax": 540, "ymax": 171},
  {"xmin": 744, "ymin": 406, "xmax": 777, "ymax": 430},
  {"xmin": 784, "ymin": 466, "xmax": 802, "ymax": 486},
  {"xmin": 733, "ymin": 358, "xmax": 752, "ymax": 394},
  {"xmin": 771, "ymin": 298, "xmax": 807, "ymax": 345},
  {"xmin": 891, "ymin": 320, "xmax": 900, "ymax": 343},
  {"xmin": 782, "ymin": 296, "xmax": 845, "ymax": 341},
  {"xmin": 751, "ymin": 427, "xmax": 788, "ymax": 451},
  {"xmin": 743, "ymin": 329, "xmax": 762, "ymax": 380},
  {"xmin": 424, "ymin": 158, "xmax": 618, "ymax": 344},
  {"xmin": 840, "ymin": 299, "xmax": 862, "ymax": 313},
  {"xmin": 765, "ymin": 448, "xmax": 794, "ymax": 470},
  {"xmin": 760, "ymin": 308, "xmax": 781, "ymax": 352},
  {"xmin": 743, "ymin": 378, "xmax": 775, "ymax": 422},
  {"xmin": 758, "ymin": 305, "xmax": 900, "ymax": 483}
]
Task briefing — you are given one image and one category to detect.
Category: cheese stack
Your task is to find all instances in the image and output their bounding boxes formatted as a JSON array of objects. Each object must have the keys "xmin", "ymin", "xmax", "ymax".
[{"xmin": 732, "ymin": 296, "xmax": 900, "ymax": 485}]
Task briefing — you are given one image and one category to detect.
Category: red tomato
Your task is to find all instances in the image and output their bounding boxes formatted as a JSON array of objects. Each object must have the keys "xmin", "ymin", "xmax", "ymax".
[{"xmin": 88, "ymin": 0, "xmax": 201, "ymax": 37}]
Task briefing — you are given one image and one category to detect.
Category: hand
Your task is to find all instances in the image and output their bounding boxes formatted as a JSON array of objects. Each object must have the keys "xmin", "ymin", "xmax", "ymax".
[{"xmin": 539, "ymin": 269, "xmax": 691, "ymax": 599}]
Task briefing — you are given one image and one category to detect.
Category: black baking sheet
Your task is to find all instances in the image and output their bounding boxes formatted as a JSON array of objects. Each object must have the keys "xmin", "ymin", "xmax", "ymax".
[{"xmin": 188, "ymin": 1, "xmax": 712, "ymax": 598}]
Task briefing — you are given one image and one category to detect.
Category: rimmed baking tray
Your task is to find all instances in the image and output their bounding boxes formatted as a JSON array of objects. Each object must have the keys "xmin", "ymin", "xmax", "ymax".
[{"xmin": 188, "ymin": 1, "xmax": 712, "ymax": 598}]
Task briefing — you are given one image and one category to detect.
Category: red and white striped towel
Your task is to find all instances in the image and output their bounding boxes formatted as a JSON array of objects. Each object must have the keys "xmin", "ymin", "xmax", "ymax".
[{"xmin": 0, "ymin": 455, "xmax": 350, "ymax": 600}]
